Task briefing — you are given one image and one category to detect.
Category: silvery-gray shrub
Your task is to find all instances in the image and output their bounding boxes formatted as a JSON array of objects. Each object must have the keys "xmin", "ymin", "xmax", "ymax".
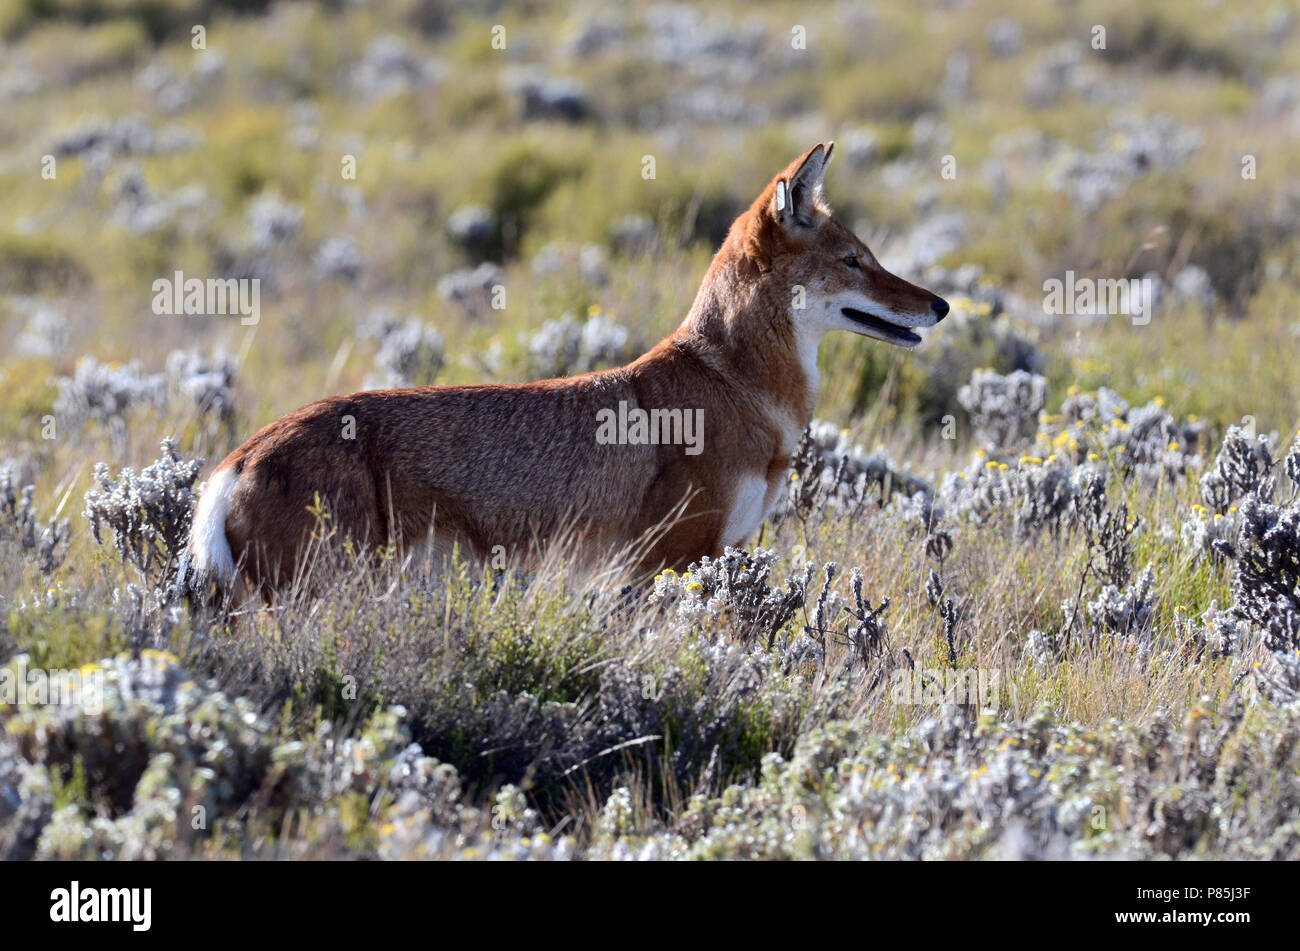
[
  {"xmin": 0, "ymin": 466, "xmax": 69, "ymax": 575},
  {"xmin": 1201, "ymin": 422, "xmax": 1275, "ymax": 514},
  {"xmin": 165, "ymin": 349, "xmax": 237, "ymax": 433},
  {"xmin": 54, "ymin": 356, "xmax": 167, "ymax": 452},
  {"xmin": 525, "ymin": 311, "xmax": 632, "ymax": 378},
  {"xmin": 785, "ymin": 421, "xmax": 934, "ymax": 525},
  {"xmin": 84, "ymin": 439, "xmax": 202, "ymax": 590},
  {"xmin": 1215, "ymin": 492, "xmax": 1300, "ymax": 652},
  {"xmin": 436, "ymin": 262, "xmax": 504, "ymax": 320},
  {"xmin": 958, "ymin": 369, "xmax": 1046, "ymax": 453},
  {"xmin": 362, "ymin": 312, "xmax": 445, "ymax": 388}
]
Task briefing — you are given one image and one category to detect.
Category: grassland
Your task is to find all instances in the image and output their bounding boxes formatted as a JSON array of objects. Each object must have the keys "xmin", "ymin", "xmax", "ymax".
[{"xmin": 1, "ymin": 0, "xmax": 1299, "ymax": 859}]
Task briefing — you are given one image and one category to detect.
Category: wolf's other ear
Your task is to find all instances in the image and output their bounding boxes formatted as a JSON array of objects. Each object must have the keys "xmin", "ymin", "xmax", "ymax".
[{"xmin": 772, "ymin": 141, "xmax": 834, "ymax": 229}]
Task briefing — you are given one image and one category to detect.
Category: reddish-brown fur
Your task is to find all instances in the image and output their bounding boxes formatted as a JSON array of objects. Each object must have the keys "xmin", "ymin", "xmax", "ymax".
[{"xmin": 191, "ymin": 143, "xmax": 947, "ymax": 595}]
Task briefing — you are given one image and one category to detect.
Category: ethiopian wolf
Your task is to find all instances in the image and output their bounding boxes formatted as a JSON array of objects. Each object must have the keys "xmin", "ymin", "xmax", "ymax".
[{"xmin": 187, "ymin": 142, "xmax": 948, "ymax": 597}]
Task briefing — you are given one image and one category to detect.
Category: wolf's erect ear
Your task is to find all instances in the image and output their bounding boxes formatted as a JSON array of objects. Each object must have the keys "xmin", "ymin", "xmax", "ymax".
[
  {"xmin": 772, "ymin": 141, "xmax": 834, "ymax": 229},
  {"xmin": 744, "ymin": 141, "xmax": 835, "ymax": 267}
]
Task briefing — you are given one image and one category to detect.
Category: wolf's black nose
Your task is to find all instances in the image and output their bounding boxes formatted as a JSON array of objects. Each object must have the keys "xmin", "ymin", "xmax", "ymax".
[{"xmin": 932, "ymin": 298, "xmax": 950, "ymax": 319}]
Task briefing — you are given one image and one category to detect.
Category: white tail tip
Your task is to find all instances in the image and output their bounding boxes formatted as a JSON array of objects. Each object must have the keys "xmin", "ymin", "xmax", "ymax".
[{"xmin": 189, "ymin": 467, "xmax": 237, "ymax": 586}]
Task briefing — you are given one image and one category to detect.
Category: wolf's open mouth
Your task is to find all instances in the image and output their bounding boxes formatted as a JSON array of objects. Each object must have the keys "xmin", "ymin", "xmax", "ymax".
[{"xmin": 841, "ymin": 308, "xmax": 922, "ymax": 345}]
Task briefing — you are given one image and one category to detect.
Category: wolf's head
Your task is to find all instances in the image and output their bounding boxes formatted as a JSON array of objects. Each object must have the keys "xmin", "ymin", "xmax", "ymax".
[{"xmin": 738, "ymin": 141, "xmax": 949, "ymax": 351}]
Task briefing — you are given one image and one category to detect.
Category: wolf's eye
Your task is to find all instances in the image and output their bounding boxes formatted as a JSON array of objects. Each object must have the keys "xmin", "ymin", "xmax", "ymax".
[{"xmin": 843, "ymin": 254, "xmax": 861, "ymax": 270}]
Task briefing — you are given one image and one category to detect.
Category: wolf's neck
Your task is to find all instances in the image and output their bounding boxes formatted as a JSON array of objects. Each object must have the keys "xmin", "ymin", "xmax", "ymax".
[{"xmin": 673, "ymin": 268, "xmax": 818, "ymax": 428}]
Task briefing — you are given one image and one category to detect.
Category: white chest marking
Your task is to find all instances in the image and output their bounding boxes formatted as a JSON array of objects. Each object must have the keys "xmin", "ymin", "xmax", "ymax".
[
  {"xmin": 723, "ymin": 474, "xmax": 771, "ymax": 547},
  {"xmin": 772, "ymin": 404, "xmax": 804, "ymax": 458},
  {"xmin": 794, "ymin": 298, "xmax": 843, "ymax": 398},
  {"xmin": 795, "ymin": 321, "xmax": 822, "ymax": 394}
]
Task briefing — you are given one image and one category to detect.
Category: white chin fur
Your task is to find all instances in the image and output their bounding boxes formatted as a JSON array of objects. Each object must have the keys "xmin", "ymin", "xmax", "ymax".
[{"xmin": 793, "ymin": 293, "xmax": 933, "ymax": 389}]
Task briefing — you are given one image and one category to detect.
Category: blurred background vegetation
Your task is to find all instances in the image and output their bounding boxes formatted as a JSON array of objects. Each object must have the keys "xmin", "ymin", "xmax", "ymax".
[{"xmin": 1, "ymin": 0, "xmax": 1298, "ymax": 477}]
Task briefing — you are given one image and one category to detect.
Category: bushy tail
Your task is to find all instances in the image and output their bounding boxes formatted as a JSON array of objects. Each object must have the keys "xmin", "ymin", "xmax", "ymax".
[{"xmin": 186, "ymin": 467, "xmax": 238, "ymax": 591}]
